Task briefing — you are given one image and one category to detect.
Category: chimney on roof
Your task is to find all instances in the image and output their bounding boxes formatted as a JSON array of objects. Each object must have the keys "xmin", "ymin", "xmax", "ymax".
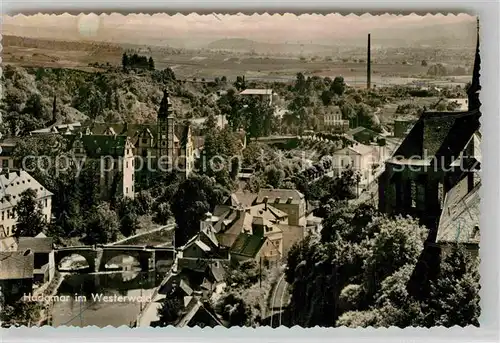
[
  {"xmin": 367, "ymin": 33, "xmax": 371, "ymax": 89},
  {"xmin": 286, "ymin": 196, "xmax": 293, "ymax": 204},
  {"xmin": 274, "ymin": 196, "xmax": 280, "ymax": 204},
  {"xmin": 263, "ymin": 196, "xmax": 268, "ymax": 210}
]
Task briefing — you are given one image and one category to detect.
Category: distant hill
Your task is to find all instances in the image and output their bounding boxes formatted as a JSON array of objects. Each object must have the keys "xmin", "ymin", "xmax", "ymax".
[
  {"xmin": 207, "ymin": 21, "xmax": 477, "ymax": 52},
  {"xmin": 3, "ymin": 18, "xmax": 477, "ymax": 53},
  {"xmin": 3, "ymin": 35, "xmax": 123, "ymax": 53}
]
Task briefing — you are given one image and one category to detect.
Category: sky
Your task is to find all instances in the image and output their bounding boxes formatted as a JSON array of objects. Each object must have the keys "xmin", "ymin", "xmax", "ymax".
[{"xmin": 2, "ymin": 13, "xmax": 476, "ymax": 46}]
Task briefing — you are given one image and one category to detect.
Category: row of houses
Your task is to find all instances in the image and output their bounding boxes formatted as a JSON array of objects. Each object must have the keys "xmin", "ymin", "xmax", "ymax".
[
  {"xmin": 0, "ymin": 232, "xmax": 56, "ymax": 302},
  {"xmin": 144, "ymin": 187, "xmax": 317, "ymax": 327}
]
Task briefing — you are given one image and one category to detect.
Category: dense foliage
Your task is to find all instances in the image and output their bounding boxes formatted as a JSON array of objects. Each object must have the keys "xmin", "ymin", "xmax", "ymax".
[{"xmin": 285, "ymin": 200, "xmax": 480, "ymax": 328}]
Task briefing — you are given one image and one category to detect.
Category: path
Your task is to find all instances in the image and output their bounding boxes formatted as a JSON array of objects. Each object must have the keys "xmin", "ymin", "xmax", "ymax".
[
  {"xmin": 107, "ymin": 223, "xmax": 175, "ymax": 246},
  {"xmin": 270, "ymin": 271, "xmax": 289, "ymax": 328}
]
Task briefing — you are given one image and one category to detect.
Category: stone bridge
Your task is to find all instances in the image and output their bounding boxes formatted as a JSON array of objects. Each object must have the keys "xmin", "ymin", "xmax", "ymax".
[{"xmin": 55, "ymin": 245, "xmax": 175, "ymax": 273}]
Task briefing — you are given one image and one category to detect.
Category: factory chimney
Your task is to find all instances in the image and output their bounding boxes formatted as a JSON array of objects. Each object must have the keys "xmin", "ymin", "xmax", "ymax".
[{"xmin": 367, "ymin": 33, "xmax": 371, "ymax": 89}]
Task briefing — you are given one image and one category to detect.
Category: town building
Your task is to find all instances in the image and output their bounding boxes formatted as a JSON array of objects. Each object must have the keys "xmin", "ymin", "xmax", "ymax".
[
  {"xmin": 332, "ymin": 143, "xmax": 382, "ymax": 185},
  {"xmin": 213, "ymin": 188, "xmax": 311, "ymax": 261},
  {"xmin": 0, "ymin": 249, "xmax": 35, "ymax": 302},
  {"xmin": 211, "ymin": 204, "xmax": 282, "ymax": 264},
  {"xmin": 17, "ymin": 233, "xmax": 55, "ymax": 283},
  {"xmin": 345, "ymin": 126, "xmax": 381, "ymax": 145},
  {"xmin": 377, "ymin": 109, "xmax": 481, "ymax": 235},
  {"xmin": 0, "ymin": 139, "xmax": 19, "ymax": 170},
  {"xmin": 65, "ymin": 133, "xmax": 136, "ymax": 199},
  {"xmin": 0, "ymin": 170, "xmax": 53, "ymax": 237},
  {"xmin": 239, "ymin": 89, "xmax": 276, "ymax": 106},
  {"xmin": 321, "ymin": 106, "xmax": 349, "ymax": 132},
  {"xmin": 382, "ymin": 21, "xmax": 481, "ymax": 298}
]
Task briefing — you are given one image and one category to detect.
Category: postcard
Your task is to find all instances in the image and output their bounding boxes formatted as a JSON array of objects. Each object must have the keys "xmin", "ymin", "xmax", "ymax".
[{"xmin": 0, "ymin": 12, "xmax": 480, "ymax": 329}]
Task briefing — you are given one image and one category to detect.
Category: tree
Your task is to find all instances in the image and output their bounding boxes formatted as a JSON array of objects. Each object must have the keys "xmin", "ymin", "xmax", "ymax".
[
  {"xmin": 13, "ymin": 189, "xmax": 47, "ymax": 237},
  {"xmin": 215, "ymin": 293, "xmax": 251, "ymax": 327},
  {"xmin": 320, "ymin": 90, "xmax": 334, "ymax": 106},
  {"xmin": 331, "ymin": 76, "xmax": 346, "ymax": 96},
  {"xmin": 83, "ymin": 202, "xmax": 120, "ymax": 245},
  {"xmin": 148, "ymin": 57, "xmax": 155, "ymax": 71},
  {"xmin": 157, "ymin": 297, "xmax": 183, "ymax": 326},
  {"xmin": 264, "ymin": 165, "xmax": 285, "ymax": 188},
  {"xmin": 122, "ymin": 53, "xmax": 129, "ymax": 70},
  {"xmin": 116, "ymin": 197, "xmax": 139, "ymax": 237},
  {"xmin": 421, "ymin": 60, "xmax": 428, "ymax": 67},
  {"xmin": 294, "ymin": 72, "xmax": 308, "ymax": 94},
  {"xmin": 363, "ymin": 216, "xmax": 427, "ymax": 297},
  {"xmin": 153, "ymin": 202, "xmax": 172, "ymax": 225},
  {"xmin": 0, "ymin": 300, "xmax": 43, "ymax": 326},
  {"xmin": 171, "ymin": 175, "xmax": 227, "ymax": 247},
  {"xmin": 420, "ymin": 246, "xmax": 480, "ymax": 327},
  {"xmin": 135, "ymin": 190, "xmax": 154, "ymax": 215}
]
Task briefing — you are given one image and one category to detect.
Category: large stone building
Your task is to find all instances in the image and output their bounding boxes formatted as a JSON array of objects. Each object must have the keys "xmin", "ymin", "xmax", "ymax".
[
  {"xmin": 321, "ymin": 106, "xmax": 349, "ymax": 132},
  {"xmin": 379, "ymin": 21, "xmax": 481, "ymax": 297},
  {"xmin": 79, "ymin": 91, "xmax": 196, "ymax": 181},
  {"xmin": 0, "ymin": 170, "xmax": 53, "ymax": 237},
  {"xmin": 65, "ymin": 133, "xmax": 136, "ymax": 199}
]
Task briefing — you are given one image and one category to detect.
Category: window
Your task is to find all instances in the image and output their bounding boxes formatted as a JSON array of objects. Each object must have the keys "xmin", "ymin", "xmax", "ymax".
[
  {"xmin": 126, "ymin": 187, "xmax": 129, "ymax": 194},
  {"xmin": 132, "ymin": 185, "xmax": 134, "ymax": 192},
  {"xmin": 126, "ymin": 161, "xmax": 129, "ymax": 168},
  {"xmin": 142, "ymin": 138, "xmax": 148, "ymax": 144},
  {"xmin": 410, "ymin": 180, "xmax": 417, "ymax": 208},
  {"xmin": 1, "ymin": 211, "xmax": 4, "ymax": 220},
  {"xmin": 132, "ymin": 174, "xmax": 134, "ymax": 181},
  {"xmin": 162, "ymin": 141, "xmax": 166, "ymax": 146},
  {"xmin": 2, "ymin": 160, "xmax": 9, "ymax": 168},
  {"xmin": 45, "ymin": 199, "xmax": 48, "ymax": 207}
]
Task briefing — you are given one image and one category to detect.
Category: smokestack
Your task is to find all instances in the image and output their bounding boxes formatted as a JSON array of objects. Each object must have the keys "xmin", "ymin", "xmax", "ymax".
[{"xmin": 367, "ymin": 33, "xmax": 371, "ymax": 89}]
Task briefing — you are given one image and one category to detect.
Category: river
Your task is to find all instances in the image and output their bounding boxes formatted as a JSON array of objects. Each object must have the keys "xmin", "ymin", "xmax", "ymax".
[{"xmin": 50, "ymin": 269, "xmax": 168, "ymax": 327}]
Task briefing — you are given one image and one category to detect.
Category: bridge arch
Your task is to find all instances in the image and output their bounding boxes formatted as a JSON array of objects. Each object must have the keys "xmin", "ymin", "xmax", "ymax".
[
  {"xmin": 99, "ymin": 249, "xmax": 154, "ymax": 272},
  {"xmin": 55, "ymin": 250, "xmax": 96, "ymax": 272}
]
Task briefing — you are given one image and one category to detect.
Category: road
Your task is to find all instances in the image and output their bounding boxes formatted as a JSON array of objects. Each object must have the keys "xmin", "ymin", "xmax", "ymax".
[
  {"xmin": 270, "ymin": 272, "xmax": 289, "ymax": 328},
  {"xmin": 107, "ymin": 223, "xmax": 175, "ymax": 246}
]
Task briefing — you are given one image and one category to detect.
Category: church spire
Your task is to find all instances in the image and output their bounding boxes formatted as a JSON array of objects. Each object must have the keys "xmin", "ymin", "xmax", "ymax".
[
  {"xmin": 158, "ymin": 89, "xmax": 173, "ymax": 118},
  {"xmin": 467, "ymin": 17, "xmax": 481, "ymax": 111}
]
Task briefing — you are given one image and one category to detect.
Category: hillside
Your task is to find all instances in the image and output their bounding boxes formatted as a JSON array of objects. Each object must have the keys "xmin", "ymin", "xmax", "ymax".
[{"xmin": 0, "ymin": 65, "xmax": 224, "ymax": 137}]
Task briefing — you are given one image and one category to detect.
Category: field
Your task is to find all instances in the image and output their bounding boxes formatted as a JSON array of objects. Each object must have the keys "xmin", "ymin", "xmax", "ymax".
[{"xmin": 3, "ymin": 35, "xmax": 474, "ymax": 87}]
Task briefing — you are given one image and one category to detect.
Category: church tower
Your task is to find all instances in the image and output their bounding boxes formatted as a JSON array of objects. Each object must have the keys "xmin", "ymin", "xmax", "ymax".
[
  {"xmin": 467, "ymin": 17, "xmax": 481, "ymax": 112},
  {"xmin": 157, "ymin": 90, "xmax": 175, "ymax": 166}
]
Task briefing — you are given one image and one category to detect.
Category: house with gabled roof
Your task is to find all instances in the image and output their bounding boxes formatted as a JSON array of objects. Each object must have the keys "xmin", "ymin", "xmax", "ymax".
[
  {"xmin": 0, "ymin": 170, "xmax": 53, "ymax": 237},
  {"xmin": 0, "ymin": 250, "xmax": 35, "ymax": 302}
]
